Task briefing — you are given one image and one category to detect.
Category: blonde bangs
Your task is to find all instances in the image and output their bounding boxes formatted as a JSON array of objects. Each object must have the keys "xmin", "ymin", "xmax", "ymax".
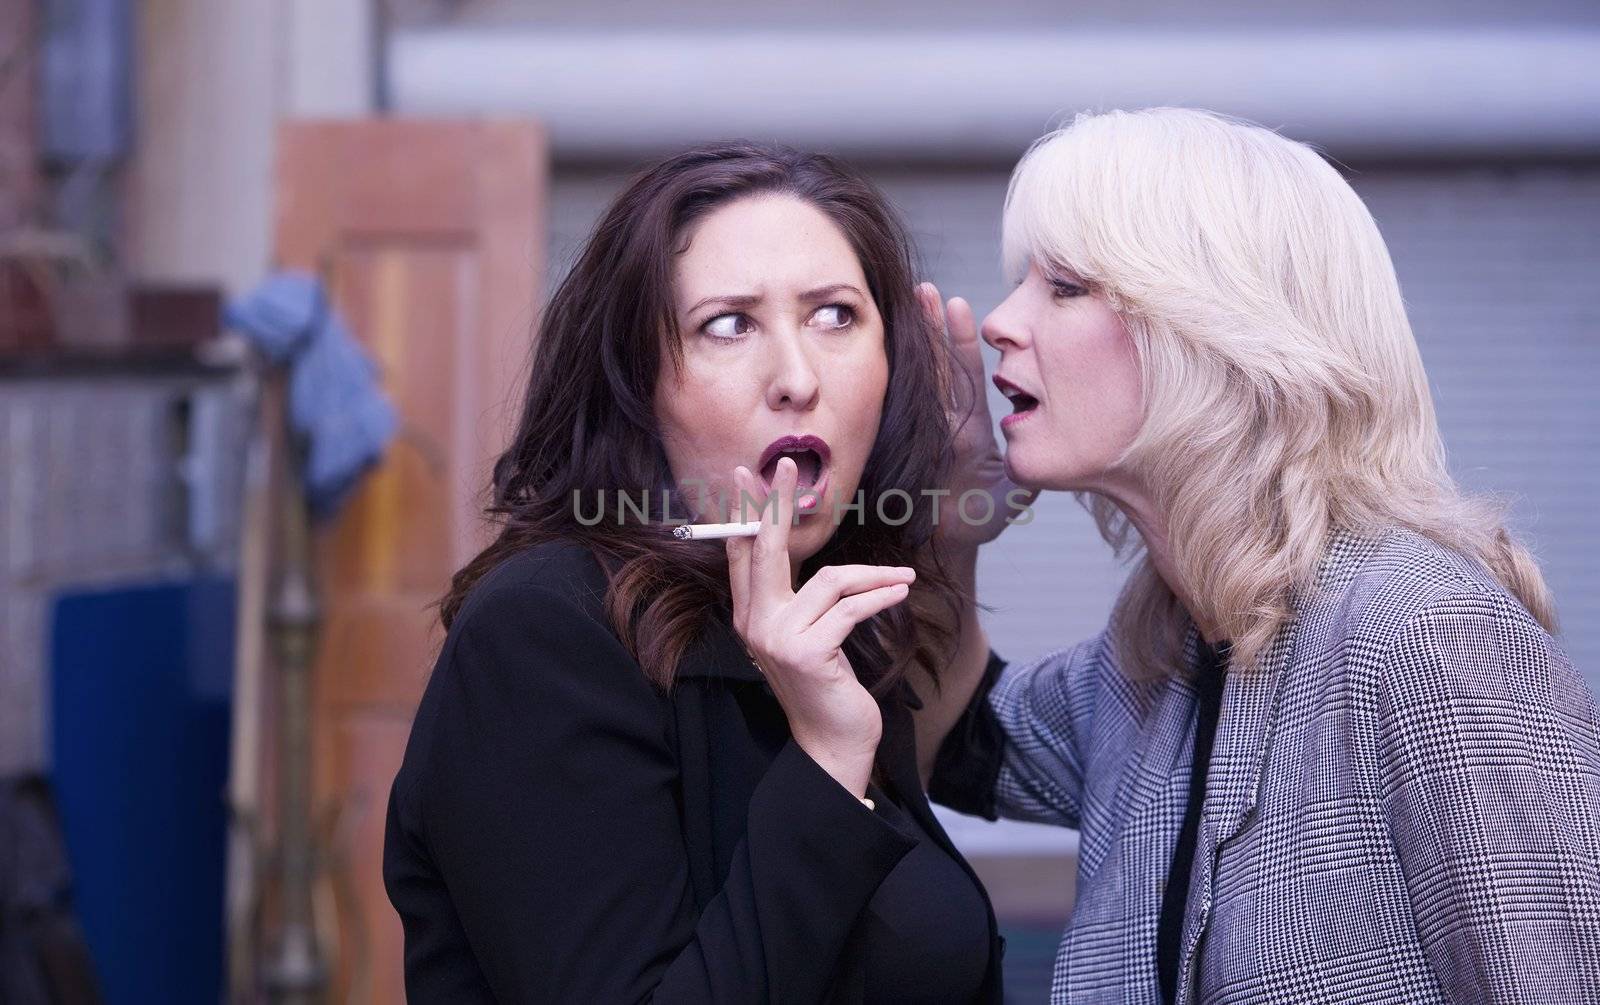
[{"xmin": 1001, "ymin": 126, "xmax": 1107, "ymax": 291}]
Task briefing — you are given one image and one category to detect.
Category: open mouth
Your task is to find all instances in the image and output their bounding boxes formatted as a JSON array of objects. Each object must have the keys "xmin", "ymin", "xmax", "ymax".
[
  {"xmin": 757, "ymin": 434, "xmax": 832, "ymax": 505},
  {"xmin": 994, "ymin": 374, "xmax": 1039, "ymax": 417}
]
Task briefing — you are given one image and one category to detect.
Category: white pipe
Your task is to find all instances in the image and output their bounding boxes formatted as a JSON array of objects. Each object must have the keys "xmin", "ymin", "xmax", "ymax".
[{"xmin": 389, "ymin": 27, "xmax": 1600, "ymax": 159}]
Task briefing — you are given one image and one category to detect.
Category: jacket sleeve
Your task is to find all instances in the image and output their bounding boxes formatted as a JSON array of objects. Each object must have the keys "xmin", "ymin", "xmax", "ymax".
[
  {"xmin": 929, "ymin": 633, "xmax": 1111, "ymax": 829},
  {"xmin": 1375, "ymin": 591, "xmax": 1600, "ymax": 1003},
  {"xmin": 391, "ymin": 573, "xmax": 918, "ymax": 1003},
  {"xmin": 927, "ymin": 650, "xmax": 1008, "ymax": 819}
]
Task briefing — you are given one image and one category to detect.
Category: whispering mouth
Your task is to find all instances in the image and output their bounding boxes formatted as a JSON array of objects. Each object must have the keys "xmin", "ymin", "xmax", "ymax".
[{"xmin": 995, "ymin": 375, "xmax": 1039, "ymax": 417}]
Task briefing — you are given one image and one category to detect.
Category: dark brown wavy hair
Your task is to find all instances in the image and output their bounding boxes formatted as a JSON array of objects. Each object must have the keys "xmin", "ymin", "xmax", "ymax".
[{"xmin": 435, "ymin": 141, "xmax": 967, "ymax": 696}]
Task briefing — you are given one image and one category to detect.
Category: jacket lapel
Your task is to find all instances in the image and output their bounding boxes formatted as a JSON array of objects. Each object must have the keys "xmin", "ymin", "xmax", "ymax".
[
  {"xmin": 673, "ymin": 613, "xmax": 766, "ymax": 685},
  {"xmin": 1200, "ymin": 614, "xmax": 1298, "ymax": 852},
  {"xmin": 1175, "ymin": 527, "xmax": 1386, "ymax": 1000},
  {"xmin": 1074, "ymin": 626, "xmax": 1201, "ymax": 885},
  {"xmin": 669, "ymin": 614, "xmax": 769, "ymax": 913},
  {"xmin": 878, "ymin": 683, "xmax": 967, "ymax": 865},
  {"xmin": 1199, "ymin": 527, "xmax": 1383, "ymax": 853}
]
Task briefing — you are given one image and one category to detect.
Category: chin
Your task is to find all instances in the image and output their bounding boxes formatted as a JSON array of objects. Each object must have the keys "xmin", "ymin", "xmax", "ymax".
[
  {"xmin": 787, "ymin": 535, "xmax": 826, "ymax": 567},
  {"xmin": 1003, "ymin": 451, "xmax": 1050, "ymax": 492},
  {"xmin": 1005, "ymin": 450, "xmax": 1077, "ymax": 493}
]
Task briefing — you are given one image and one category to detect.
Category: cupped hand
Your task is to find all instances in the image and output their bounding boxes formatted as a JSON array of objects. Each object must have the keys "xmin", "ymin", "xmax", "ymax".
[{"xmin": 918, "ymin": 282, "xmax": 1036, "ymax": 551}]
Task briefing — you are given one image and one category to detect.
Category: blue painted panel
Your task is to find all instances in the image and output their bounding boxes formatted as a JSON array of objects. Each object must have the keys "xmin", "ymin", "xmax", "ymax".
[{"xmin": 50, "ymin": 578, "xmax": 235, "ymax": 1005}]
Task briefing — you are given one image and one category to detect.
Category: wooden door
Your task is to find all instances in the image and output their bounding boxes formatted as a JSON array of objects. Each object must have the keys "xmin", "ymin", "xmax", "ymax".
[{"xmin": 271, "ymin": 118, "xmax": 546, "ymax": 1002}]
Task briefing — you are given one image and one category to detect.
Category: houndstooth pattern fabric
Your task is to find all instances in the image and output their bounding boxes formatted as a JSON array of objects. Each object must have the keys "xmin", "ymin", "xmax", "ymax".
[{"xmin": 984, "ymin": 527, "xmax": 1600, "ymax": 1003}]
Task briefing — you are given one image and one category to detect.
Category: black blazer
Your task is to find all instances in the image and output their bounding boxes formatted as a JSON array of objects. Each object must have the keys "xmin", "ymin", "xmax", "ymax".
[{"xmin": 383, "ymin": 541, "xmax": 1006, "ymax": 1002}]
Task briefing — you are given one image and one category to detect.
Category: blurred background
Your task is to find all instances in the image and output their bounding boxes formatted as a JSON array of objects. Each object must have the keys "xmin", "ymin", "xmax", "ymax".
[{"xmin": 1, "ymin": 0, "xmax": 1596, "ymax": 1001}]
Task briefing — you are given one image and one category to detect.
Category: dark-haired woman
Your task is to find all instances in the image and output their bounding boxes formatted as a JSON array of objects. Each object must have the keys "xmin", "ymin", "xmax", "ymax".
[{"xmin": 382, "ymin": 144, "xmax": 1005, "ymax": 1002}]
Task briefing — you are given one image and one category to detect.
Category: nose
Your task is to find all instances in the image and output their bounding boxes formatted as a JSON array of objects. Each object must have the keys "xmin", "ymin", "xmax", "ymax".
[
  {"xmin": 981, "ymin": 286, "xmax": 1031, "ymax": 352},
  {"xmin": 765, "ymin": 327, "xmax": 821, "ymax": 412}
]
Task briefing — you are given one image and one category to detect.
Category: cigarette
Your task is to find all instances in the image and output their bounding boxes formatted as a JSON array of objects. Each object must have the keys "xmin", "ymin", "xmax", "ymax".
[{"xmin": 672, "ymin": 521, "xmax": 763, "ymax": 540}]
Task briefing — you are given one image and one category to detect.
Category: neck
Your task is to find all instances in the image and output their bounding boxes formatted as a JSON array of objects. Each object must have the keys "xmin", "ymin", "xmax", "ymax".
[{"xmin": 1092, "ymin": 474, "xmax": 1223, "ymax": 647}]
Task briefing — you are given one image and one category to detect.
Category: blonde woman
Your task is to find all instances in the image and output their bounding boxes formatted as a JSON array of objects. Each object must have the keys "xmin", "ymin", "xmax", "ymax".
[{"xmin": 917, "ymin": 108, "xmax": 1600, "ymax": 1004}]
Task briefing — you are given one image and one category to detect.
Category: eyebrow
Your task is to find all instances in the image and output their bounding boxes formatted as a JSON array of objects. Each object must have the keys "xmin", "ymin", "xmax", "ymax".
[
  {"xmin": 685, "ymin": 283, "xmax": 866, "ymax": 317},
  {"xmin": 1042, "ymin": 259, "xmax": 1090, "ymax": 285}
]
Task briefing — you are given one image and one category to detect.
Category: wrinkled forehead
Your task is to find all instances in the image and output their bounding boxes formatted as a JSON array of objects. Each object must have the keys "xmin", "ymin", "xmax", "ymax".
[{"xmin": 672, "ymin": 194, "xmax": 869, "ymax": 313}]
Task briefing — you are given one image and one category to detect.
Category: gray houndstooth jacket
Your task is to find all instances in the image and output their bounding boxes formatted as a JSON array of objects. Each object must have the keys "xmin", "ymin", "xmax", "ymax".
[{"xmin": 931, "ymin": 526, "xmax": 1600, "ymax": 1003}]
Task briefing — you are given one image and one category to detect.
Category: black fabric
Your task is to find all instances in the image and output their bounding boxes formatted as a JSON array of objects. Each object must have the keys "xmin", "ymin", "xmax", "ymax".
[
  {"xmin": 928, "ymin": 650, "xmax": 1009, "ymax": 821},
  {"xmin": 383, "ymin": 540, "xmax": 1002, "ymax": 1003},
  {"xmin": 1156, "ymin": 639, "xmax": 1230, "ymax": 1005},
  {"xmin": 858, "ymin": 777, "xmax": 992, "ymax": 1003},
  {"xmin": 0, "ymin": 777, "xmax": 101, "ymax": 1005}
]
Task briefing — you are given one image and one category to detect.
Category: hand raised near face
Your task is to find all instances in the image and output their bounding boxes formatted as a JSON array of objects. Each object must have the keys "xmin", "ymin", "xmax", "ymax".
[
  {"xmin": 919, "ymin": 282, "xmax": 1035, "ymax": 551},
  {"xmin": 723, "ymin": 458, "xmax": 914, "ymax": 798}
]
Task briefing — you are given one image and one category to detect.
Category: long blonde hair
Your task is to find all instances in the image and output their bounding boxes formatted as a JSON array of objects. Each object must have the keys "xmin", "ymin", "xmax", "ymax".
[{"xmin": 1002, "ymin": 107, "xmax": 1556, "ymax": 678}]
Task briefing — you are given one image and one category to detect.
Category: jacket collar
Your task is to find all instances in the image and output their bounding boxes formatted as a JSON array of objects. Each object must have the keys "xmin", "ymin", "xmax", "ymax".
[
  {"xmin": 672, "ymin": 615, "xmax": 933, "ymax": 710},
  {"xmin": 1205, "ymin": 525, "xmax": 1387, "ymax": 846},
  {"xmin": 1171, "ymin": 525, "xmax": 1391, "ymax": 1001},
  {"xmin": 674, "ymin": 612, "xmax": 766, "ymax": 684}
]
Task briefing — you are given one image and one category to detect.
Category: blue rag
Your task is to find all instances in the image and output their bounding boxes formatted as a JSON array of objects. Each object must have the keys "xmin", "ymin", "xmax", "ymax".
[{"xmin": 226, "ymin": 272, "xmax": 399, "ymax": 519}]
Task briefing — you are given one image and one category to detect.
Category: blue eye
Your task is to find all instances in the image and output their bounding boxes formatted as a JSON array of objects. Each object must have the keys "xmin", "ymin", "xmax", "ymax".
[
  {"xmin": 812, "ymin": 304, "xmax": 855, "ymax": 330},
  {"xmin": 703, "ymin": 313, "xmax": 754, "ymax": 341}
]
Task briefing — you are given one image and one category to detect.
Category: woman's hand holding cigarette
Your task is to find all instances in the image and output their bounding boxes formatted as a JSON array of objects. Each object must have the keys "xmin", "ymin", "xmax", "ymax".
[{"xmin": 725, "ymin": 458, "xmax": 915, "ymax": 800}]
